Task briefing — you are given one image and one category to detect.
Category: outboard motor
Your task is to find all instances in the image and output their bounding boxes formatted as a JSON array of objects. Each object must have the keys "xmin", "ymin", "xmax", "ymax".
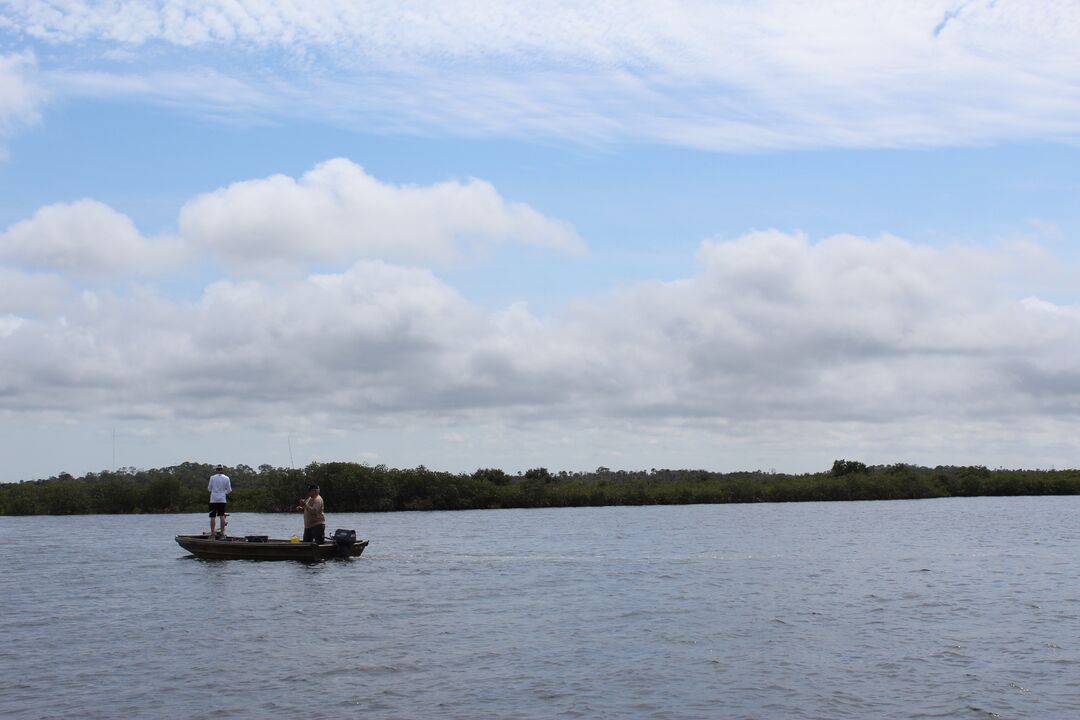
[{"xmin": 332, "ymin": 528, "xmax": 357, "ymax": 558}]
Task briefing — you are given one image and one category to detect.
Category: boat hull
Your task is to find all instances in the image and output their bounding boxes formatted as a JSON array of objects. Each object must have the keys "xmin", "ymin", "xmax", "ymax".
[{"xmin": 176, "ymin": 534, "xmax": 368, "ymax": 561}]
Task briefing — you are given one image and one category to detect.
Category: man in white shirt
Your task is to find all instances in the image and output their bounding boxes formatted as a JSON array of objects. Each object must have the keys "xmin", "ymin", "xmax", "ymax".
[{"xmin": 208, "ymin": 464, "xmax": 232, "ymax": 539}]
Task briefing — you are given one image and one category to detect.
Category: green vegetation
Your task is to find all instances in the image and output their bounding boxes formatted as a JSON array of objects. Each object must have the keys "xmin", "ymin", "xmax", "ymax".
[{"xmin": 2, "ymin": 460, "xmax": 1079, "ymax": 516}]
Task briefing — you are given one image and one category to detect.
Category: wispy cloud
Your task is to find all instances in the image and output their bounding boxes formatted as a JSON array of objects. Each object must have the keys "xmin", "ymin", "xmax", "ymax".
[
  {"xmin": 0, "ymin": 50, "xmax": 44, "ymax": 155},
  {"xmin": 5, "ymin": 1, "xmax": 1080, "ymax": 149}
]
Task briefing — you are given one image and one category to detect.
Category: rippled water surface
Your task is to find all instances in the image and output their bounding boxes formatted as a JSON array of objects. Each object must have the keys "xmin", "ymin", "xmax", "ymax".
[{"xmin": 3, "ymin": 497, "xmax": 1080, "ymax": 719}]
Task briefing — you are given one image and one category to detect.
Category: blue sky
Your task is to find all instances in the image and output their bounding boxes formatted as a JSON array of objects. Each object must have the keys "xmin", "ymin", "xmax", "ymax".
[{"xmin": 1, "ymin": 2, "xmax": 1079, "ymax": 481}]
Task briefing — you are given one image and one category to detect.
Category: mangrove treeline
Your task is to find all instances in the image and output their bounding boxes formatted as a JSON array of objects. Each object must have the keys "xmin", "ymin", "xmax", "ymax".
[{"xmin": 2, "ymin": 459, "xmax": 1079, "ymax": 516}]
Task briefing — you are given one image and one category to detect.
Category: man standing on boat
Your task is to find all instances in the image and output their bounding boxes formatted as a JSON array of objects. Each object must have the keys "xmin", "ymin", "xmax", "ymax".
[
  {"xmin": 297, "ymin": 484, "xmax": 325, "ymax": 544},
  {"xmin": 208, "ymin": 464, "xmax": 232, "ymax": 539}
]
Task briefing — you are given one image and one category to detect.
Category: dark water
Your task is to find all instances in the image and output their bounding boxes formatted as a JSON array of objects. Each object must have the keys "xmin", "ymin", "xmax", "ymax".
[{"xmin": 3, "ymin": 497, "xmax": 1080, "ymax": 719}]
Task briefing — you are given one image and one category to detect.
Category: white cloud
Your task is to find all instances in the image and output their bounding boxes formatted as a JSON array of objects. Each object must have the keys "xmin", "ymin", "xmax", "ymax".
[
  {"xmin": 0, "ymin": 160, "xmax": 581, "ymax": 275},
  {"xmin": 1, "ymin": 148, "xmax": 1078, "ymax": 475},
  {"xmin": 10, "ymin": 1, "xmax": 1080, "ymax": 149},
  {"xmin": 178, "ymin": 158, "xmax": 584, "ymax": 268},
  {"xmin": 48, "ymin": 66, "xmax": 277, "ymax": 121},
  {"xmin": 0, "ymin": 267, "xmax": 74, "ymax": 316},
  {"xmin": 2, "ymin": 230, "xmax": 1079, "ymax": 454},
  {"xmin": 0, "ymin": 199, "xmax": 185, "ymax": 277},
  {"xmin": 0, "ymin": 313, "xmax": 23, "ymax": 337},
  {"xmin": 0, "ymin": 51, "xmax": 44, "ymax": 154}
]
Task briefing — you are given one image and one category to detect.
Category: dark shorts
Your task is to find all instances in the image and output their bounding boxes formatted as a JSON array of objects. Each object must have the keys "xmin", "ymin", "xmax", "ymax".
[
  {"xmin": 208, "ymin": 502, "xmax": 227, "ymax": 517},
  {"xmin": 303, "ymin": 525, "xmax": 325, "ymax": 544}
]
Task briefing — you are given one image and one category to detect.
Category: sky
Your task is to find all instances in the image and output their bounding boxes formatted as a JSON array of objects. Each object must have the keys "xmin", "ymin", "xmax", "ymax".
[{"xmin": 1, "ymin": 1, "xmax": 1079, "ymax": 482}]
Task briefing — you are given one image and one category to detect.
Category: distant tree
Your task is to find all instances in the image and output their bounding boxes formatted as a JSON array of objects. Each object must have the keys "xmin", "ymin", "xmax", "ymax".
[
  {"xmin": 472, "ymin": 468, "xmax": 510, "ymax": 486},
  {"xmin": 524, "ymin": 467, "xmax": 553, "ymax": 483},
  {"xmin": 830, "ymin": 459, "xmax": 867, "ymax": 477}
]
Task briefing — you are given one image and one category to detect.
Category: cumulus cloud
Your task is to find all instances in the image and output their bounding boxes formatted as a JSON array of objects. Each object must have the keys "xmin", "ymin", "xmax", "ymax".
[
  {"xmin": 0, "ymin": 267, "xmax": 75, "ymax": 319},
  {"xmin": 0, "ymin": 199, "xmax": 185, "ymax": 277},
  {"xmin": 10, "ymin": 1, "xmax": 1080, "ymax": 149},
  {"xmin": 0, "ymin": 260, "xmax": 484, "ymax": 417},
  {"xmin": 178, "ymin": 158, "xmax": 584, "ymax": 268},
  {"xmin": 3, "ymin": 231, "xmax": 1079, "ymax": 452},
  {"xmin": 575, "ymin": 232, "xmax": 1069, "ymax": 423},
  {"xmin": 0, "ymin": 161, "xmax": 581, "ymax": 276}
]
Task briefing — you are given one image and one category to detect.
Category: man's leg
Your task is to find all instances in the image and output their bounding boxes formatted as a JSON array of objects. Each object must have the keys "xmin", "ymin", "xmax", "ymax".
[{"xmin": 209, "ymin": 505, "xmax": 225, "ymax": 537}]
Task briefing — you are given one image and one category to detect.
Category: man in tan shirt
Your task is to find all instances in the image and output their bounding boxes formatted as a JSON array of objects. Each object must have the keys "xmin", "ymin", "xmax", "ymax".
[{"xmin": 296, "ymin": 484, "xmax": 326, "ymax": 544}]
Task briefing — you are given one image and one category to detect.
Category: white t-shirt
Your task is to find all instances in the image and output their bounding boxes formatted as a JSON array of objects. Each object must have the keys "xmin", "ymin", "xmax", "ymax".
[{"xmin": 208, "ymin": 473, "xmax": 232, "ymax": 503}]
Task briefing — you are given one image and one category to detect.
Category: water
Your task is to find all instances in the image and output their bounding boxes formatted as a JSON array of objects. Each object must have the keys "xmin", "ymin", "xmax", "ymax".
[{"xmin": 2, "ymin": 497, "xmax": 1080, "ymax": 719}]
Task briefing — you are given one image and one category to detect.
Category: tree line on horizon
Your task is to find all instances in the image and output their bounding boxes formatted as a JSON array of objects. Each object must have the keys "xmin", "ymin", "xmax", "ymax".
[{"xmin": 1, "ymin": 459, "xmax": 1079, "ymax": 516}]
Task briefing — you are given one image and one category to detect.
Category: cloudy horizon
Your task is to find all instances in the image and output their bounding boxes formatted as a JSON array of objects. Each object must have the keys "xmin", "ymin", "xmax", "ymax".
[{"xmin": 2, "ymin": 1, "xmax": 1079, "ymax": 482}]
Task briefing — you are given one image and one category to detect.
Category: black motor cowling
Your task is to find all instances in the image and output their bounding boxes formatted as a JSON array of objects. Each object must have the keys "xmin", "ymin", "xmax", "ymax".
[{"xmin": 332, "ymin": 528, "xmax": 357, "ymax": 557}]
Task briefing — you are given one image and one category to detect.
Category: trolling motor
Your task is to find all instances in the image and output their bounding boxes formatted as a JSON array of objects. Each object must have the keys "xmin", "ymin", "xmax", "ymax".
[{"xmin": 332, "ymin": 528, "xmax": 357, "ymax": 557}]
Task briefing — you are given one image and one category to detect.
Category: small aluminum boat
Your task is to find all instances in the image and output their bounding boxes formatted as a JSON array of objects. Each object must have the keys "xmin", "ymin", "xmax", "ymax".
[{"xmin": 176, "ymin": 530, "xmax": 368, "ymax": 561}]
